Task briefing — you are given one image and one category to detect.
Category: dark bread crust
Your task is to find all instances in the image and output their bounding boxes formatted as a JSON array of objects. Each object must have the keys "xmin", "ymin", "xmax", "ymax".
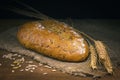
[{"xmin": 17, "ymin": 20, "xmax": 89, "ymax": 62}]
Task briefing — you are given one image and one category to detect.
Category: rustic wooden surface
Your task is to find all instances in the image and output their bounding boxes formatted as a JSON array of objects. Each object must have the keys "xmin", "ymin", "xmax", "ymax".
[
  {"xmin": 0, "ymin": 19, "xmax": 120, "ymax": 80},
  {"xmin": 0, "ymin": 49, "xmax": 120, "ymax": 80}
]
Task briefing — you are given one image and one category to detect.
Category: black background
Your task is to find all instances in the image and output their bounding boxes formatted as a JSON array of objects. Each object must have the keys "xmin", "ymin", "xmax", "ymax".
[{"xmin": 0, "ymin": 0, "xmax": 120, "ymax": 19}]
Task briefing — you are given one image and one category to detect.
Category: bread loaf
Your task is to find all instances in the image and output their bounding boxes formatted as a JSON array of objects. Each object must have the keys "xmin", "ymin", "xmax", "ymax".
[{"xmin": 17, "ymin": 20, "xmax": 89, "ymax": 62}]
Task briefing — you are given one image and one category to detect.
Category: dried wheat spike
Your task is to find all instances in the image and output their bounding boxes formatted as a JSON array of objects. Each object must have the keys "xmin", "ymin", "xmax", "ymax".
[
  {"xmin": 90, "ymin": 45, "xmax": 97, "ymax": 70},
  {"xmin": 95, "ymin": 40, "xmax": 113, "ymax": 74}
]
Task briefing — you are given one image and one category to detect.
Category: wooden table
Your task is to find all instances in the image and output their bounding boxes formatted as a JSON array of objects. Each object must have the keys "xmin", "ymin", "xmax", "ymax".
[{"xmin": 0, "ymin": 19, "xmax": 120, "ymax": 80}]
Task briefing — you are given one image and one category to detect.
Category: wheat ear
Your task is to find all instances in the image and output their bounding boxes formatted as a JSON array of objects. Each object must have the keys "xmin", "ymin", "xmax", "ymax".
[
  {"xmin": 78, "ymin": 31, "xmax": 113, "ymax": 74},
  {"xmin": 95, "ymin": 41, "xmax": 113, "ymax": 74},
  {"xmin": 90, "ymin": 45, "xmax": 98, "ymax": 70}
]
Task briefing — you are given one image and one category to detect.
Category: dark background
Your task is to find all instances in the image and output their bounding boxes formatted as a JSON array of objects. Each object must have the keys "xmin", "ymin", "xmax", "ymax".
[{"xmin": 0, "ymin": 0, "xmax": 120, "ymax": 19}]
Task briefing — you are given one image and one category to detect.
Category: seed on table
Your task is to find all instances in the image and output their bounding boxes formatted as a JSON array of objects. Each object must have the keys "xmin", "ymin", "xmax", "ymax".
[
  {"xmin": 12, "ymin": 70, "xmax": 15, "ymax": 73},
  {"xmin": 26, "ymin": 61, "xmax": 33, "ymax": 63},
  {"xmin": 32, "ymin": 67, "xmax": 35, "ymax": 70},
  {"xmin": 20, "ymin": 69, "xmax": 24, "ymax": 71},
  {"xmin": 10, "ymin": 64, "xmax": 15, "ymax": 66},
  {"xmin": 12, "ymin": 65, "xmax": 21, "ymax": 69},
  {"xmin": 18, "ymin": 55, "xmax": 21, "ymax": 57},
  {"xmin": 52, "ymin": 69, "xmax": 56, "ymax": 72},
  {"xmin": 43, "ymin": 72, "xmax": 48, "ymax": 75},
  {"xmin": 25, "ymin": 68, "xmax": 29, "ymax": 71},
  {"xmin": 13, "ymin": 66, "xmax": 19, "ymax": 69},
  {"xmin": 38, "ymin": 63, "xmax": 43, "ymax": 66},
  {"xmin": 44, "ymin": 65, "xmax": 52, "ymax": 69},
  {"xmin": 13, "ymin": 54, "xmax": 18, "ymax": 56},
  {"xmin": 30, "ymin": 70, "xmax": 33, "ymax": 72}
]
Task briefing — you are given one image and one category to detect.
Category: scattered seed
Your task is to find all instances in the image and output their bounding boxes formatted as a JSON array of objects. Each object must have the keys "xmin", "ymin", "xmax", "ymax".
[
  {"xmin": 30, "ymin": 70, "xmax": 33, "ymax": 72},
  {"xmin": 20, "ymin": 69, "xmax": 24, "ymax": 72},
  {"xmin": 18, "ymin": 55, "xmax": 21, "ymax": 57},
  {"xmin": 13, "ymin": 57, "xmax": 24, "ymax": 64},
  {"xmin": 38, "ymin": 63, "xmax": 43, "ymax": 66},
  {"xmin": 52, "ymin": 69, "xmax": 56, "ymax": 72},
  {"xmin": 24, "ymin": 64, "xmax": 38, "ymax": 72},
  {"xmin": 13, "ymin": 54, "xmax": 18, "ymax": 56},
  {"xmin": 25, "ymin": 68, "xmax": 29, "ymax": 71},
  {"xmin": 2, "ymin": 53, "xmax": 13, "ymax": 60},
  {"xmin": 32, "ymin": 67, "xmax": 35, "ymax": 70},
  {"xmin": 26, "ymin": 64, "xmax": 38, "ymax": 68},
  {"xmin": 43, "ymin": 72, "xmax": 48, "ymax": 75},
  {"xmin": 44, "ymin": 65, "xmax": 52, "ymax": 69},
  {"xmin": 2, "ymin": 53, "xmax": 56, "ymax": 74},
  {"xmin": 16, "ymin": 63, "xmax": 20, "ymax": 65},
  {"xmin": 13, "ymin": 66, "xmax": 19, "ymax": 69},
  {"xmin": 19, "ymin": 65, "xmax": 22, "ymax": 67},
  {"xmin": 26, "ymin": 61, "xmax": 33, "ymax": 64},
  {"xmin": 12, "ymin": 70, "xmax": 15, "ymax": 73},
  {"xmin": 10, "ymin": 64, "xmax": 15, "ymax": 66},
  {"xmin": 13, "ymin": 67, "xmax": 18, "ymax": 69}
]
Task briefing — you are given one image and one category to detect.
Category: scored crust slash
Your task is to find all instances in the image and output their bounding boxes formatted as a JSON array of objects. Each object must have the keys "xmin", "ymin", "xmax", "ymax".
[{"xmin": 11, "ymin": 1, "xmax": 113, "ymax": 75}]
